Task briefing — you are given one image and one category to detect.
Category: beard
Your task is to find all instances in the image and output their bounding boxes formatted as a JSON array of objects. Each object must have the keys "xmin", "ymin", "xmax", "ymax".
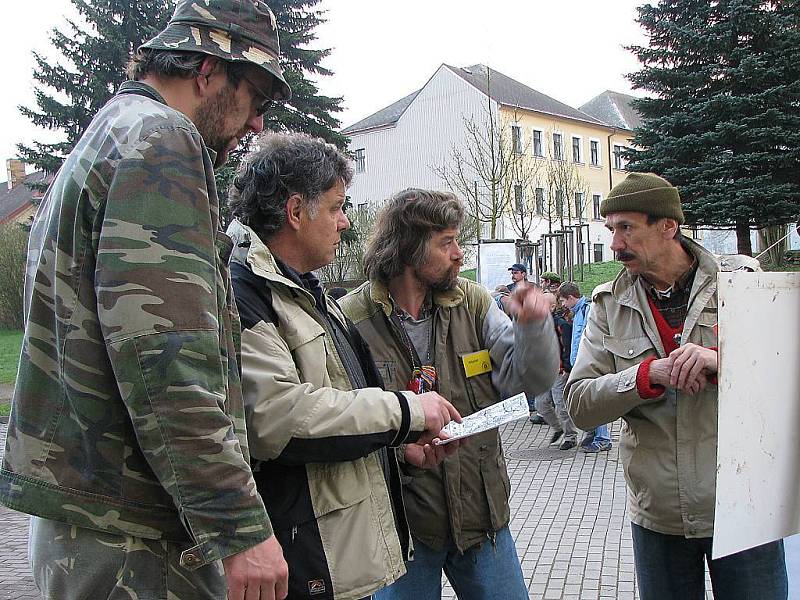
[
  {"xmin": 194, "ymin": 84, "xmax": 238, "ymax": 166},
  {"xmin": 418, "ymin": 263, "xmax": 460, "ymax": 292}
]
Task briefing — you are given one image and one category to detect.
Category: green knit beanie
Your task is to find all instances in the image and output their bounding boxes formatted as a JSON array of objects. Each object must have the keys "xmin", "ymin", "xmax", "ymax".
[{"xmin": 600, "ymin": 172, "xmax": 685, "ymax": 224}]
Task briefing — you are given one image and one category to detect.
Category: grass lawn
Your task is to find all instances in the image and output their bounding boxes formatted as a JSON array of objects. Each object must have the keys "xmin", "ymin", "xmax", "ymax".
[
  {"xmin": 0, "ymin": 330, "xmax": 22, "ymax": 385},
  {"xmin": 0, "ymin": 330, "xmax": 22, "ymax": 417}
]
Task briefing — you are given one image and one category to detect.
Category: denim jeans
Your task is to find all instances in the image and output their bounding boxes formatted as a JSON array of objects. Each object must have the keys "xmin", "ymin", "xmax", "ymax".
[
  {"xmin": 375, "ymin": 526, "xmax": 527, "ymax": 600},
  {"xmin": 582, "ymin": 423, "xmax": 611, "ymax": 445},
  {"xmin": 631, "ymin": 522, "xmax": 787, "ymax": 600}
]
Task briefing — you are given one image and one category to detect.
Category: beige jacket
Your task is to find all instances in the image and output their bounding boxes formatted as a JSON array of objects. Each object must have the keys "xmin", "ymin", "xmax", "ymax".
[
  {"xmin": 228, "ymin": 221, "xmax": 427, "ymax": 600},
  {"xmin": 565, "ymin": 239, "xmax": 759, "ymax": 538}
]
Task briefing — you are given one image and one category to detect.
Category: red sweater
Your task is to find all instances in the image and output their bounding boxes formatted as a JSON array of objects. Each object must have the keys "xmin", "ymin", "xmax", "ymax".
[{"xmin": 636, "ymin": 296, "xmax": 717, "ymax": 398}]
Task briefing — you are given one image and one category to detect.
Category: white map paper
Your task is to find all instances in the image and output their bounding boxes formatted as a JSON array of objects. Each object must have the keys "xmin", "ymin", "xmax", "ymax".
[{"xmin": 434, "ymin": 393, "xmax": 528, "ymax": 445}]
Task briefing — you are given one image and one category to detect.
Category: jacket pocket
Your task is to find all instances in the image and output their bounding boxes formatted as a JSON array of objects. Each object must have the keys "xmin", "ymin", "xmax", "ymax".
[
  {"xmin": 458, "ymin": 351, "xmax": 498, "ymax": 410},
  {"xmin": 308, "ymin": 459, "xmax": 371, "ymax": 518},
  {"xmin": 603, "ymin": 335, "xmax": 653, "ymax": 370}
]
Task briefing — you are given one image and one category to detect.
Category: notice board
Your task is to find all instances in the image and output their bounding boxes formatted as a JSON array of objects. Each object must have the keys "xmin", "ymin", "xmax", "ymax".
[
  {"xmin": 713, "ymin": 271, "xmax": 800, "ymax": 559},
  {"xmin": 478, "ymin": 240, "xmax": 517, "ymax": 291}
]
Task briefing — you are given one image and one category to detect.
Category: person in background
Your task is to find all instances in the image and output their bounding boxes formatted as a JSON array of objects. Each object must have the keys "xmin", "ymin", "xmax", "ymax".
[
  {"xmin": 540, "ymin": 271, "xmax": 562, "ymax": 293},
  {"xmin": 559, "ymin": 281, "xmax": 613, "ymax": 453},
  {"xmin": 534, "ymin": 292, "xmax": 579, "ymax": 451}
]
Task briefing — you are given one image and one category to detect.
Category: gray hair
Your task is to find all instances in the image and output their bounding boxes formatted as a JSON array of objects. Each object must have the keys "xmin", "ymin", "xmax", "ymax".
[
  {"xmin": 126, "ymin": 49, "xmax": 246, "ymax": 87},
  {"xmin": 229, "ymin": 132, "xmax": 353, "ymax": 241},
  {"xmin": 364, "ymin": 188, "xmax": 465, "ymax": 283}
]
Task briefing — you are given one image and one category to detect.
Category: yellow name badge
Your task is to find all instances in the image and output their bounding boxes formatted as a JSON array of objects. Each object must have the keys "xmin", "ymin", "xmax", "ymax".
[{"xmin": 462, "ymin": 349, "xmax": 492, "ymax": 378}]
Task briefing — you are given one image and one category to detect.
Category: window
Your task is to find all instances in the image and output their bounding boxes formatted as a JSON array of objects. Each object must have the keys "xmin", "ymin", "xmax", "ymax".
[
  {"xmin": 572, "ymin": 136, "xmax": 582, "ymax": 163},
  {"xmin": 593, "ymin": 243, "xmax": 604, "ymax": 263},
  {"xmin": 355, "ymin": 148, "xmax": 366, "ymax": 173},
  {"xmin": 553, "ymin": 133, "xmax": 563, "ymax": 161},
  {"xmin": 574, "ymin": 192, "xmax": 584, "ymax": 219},
  {"xmin": 613, "ymin": 145, "xmax": 625, "ymax": 170},
  {"xmin": 514, "ymin": 184, "xmax": 524, "ymax": 212},
  {"xmin": 532, "ymin": 129, "xmax": 543, "ymax": 157},
  {"xmin": 555, "ymin": 189, "xmax": 565, "ymax": 215},
  {"xmin": 592, "ymin": 194, "xmax": 602, "ymax": 220},
  {"xmin": 535, "ymin": 187, "xmax": 545, "ymax": 214},
  {"xmin": 511, "ymin": 125, "xmax": 523, "ymax": 154},
  {"xmin": 590, "ymin": 140, "xmax": 600, "ymax": 166}
]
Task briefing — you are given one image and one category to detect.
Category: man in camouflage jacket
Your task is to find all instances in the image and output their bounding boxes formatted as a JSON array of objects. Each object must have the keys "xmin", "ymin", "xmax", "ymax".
[{"xmin": 0, "ymin": 2, "xmax": 293, "ymax": 599}]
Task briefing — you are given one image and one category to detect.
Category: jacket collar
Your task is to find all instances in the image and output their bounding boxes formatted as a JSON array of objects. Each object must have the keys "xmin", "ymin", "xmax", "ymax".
[
  {"xmin": 227, "ymin": 220, "xmax": 313, "ymax": 300},
  {"xmin": 610, "ymin": 238, "xmax": 720, "ymax": 354},
  {"xmin": 368, "ymin": 277, "xmax": 467, "ymax": 318}
]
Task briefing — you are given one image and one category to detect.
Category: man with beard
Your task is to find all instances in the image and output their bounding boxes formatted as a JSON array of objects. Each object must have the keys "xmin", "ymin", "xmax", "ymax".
[
  {"xmin": 226, "ymin": 134, "xmax": 461, "ymax": 599},
  {"xmin": 340, "ymin": 189, "xmax": 559, "ymax": 599},
  {"xmin": 565, "ymin": 173, "xmax": 786, "ymax": 599},
  {"xmin": 0, "ymin": 2, "xmax": 293, "ymax": 599}
]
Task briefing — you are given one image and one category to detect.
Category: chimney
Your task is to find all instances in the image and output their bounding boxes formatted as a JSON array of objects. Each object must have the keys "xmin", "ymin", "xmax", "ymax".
[{"xmin": 6, "ymin": 159, "xmax": 26, "ymax": 191}]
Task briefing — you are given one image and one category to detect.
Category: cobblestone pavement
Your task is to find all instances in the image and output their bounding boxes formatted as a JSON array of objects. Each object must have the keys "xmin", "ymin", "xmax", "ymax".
[{"xmin": 0, "ymin": 420, "xmax": 741, "ymax": 599}]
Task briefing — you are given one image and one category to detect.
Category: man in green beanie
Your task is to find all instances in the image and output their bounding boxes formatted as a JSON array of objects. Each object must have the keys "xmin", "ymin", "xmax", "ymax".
[
  {"xmin": 565, "ymin": 172, "xmax": 786, "ymax": 599},
  {"xmin": 0, "ymin": 2, "xmax": 292, "ymax": 598}
]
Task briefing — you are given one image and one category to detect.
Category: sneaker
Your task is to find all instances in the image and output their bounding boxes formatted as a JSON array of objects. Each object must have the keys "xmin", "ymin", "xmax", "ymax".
[
  {"xmin": 580, "ymin": 440, "xmax": 612, "ymax": 453},
  {"xmin": 529, "ymin": 414, "xmax": 546, "ymax": 425},
  {"xmin": 549, "ymin": 430, "xmax": 564, "ymax": 445},
  {"xmin": 559, "ymin": 439, "xmax": 577, "ymax": 451},
  {"xmin": 579, "ymin": 433, "xmax": 596, "ymax": 448}
]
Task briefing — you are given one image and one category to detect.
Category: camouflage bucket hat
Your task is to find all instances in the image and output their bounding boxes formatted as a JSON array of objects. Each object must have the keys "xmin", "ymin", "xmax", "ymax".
[{"xmin": 140, "ymin": 0, "xmax": 291, "ymax": 101}]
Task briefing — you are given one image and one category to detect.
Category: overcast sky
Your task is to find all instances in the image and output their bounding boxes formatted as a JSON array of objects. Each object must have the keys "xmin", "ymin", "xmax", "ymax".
[{"xmin": 0, "ymin": 0, "xmax": 651, "ymax": 170}]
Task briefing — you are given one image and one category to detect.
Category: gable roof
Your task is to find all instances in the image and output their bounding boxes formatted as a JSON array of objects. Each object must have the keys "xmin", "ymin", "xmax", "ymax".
[
  {"xmin": 342, "ymin": 90, "xmax": 420, "ymax": 135},
  {"xmin": 0, "ymin": 171, "xmax": 48, "ymax": 224},
  {"xmin": 579, "ymin": 90, "xmax": 642, "ymax": 131},
  {"xmin": 446, "ymin": 64, "xmax": 608, "ymax": 127},
  {"xmin": 341, "ymin": 63, "xmax": 612, "ymax": 135}
]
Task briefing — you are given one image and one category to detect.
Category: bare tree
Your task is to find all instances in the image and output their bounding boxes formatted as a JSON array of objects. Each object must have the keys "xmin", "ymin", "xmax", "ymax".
[
  {"xmin": 432, "ymin": 106, "xmax": 521, "ymax": 239},
  {"xmin": 506, "ymin": 150, "xmax": 545, "ymax": 240},
  {"xmin": 317, "ymin": 204, "xmax": 377, "ymax": 285},
  {"xmin": 543, "ymin": 127, "xmax": 590, "ymax": 232}
]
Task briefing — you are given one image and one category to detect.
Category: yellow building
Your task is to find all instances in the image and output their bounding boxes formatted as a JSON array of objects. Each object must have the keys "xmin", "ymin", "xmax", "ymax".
[{"xmin": 343, "ymin": 64, "xmax": 641, "ymax": 267}]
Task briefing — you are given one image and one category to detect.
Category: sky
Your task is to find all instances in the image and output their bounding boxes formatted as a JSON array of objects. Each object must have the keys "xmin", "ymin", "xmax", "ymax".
[{"xmin": 0, "ymin": 0, "xmax": 651, "ymax": 171}]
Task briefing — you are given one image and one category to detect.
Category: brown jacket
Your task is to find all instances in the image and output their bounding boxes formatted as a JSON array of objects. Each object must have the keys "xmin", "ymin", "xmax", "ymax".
[
  {"xmin": 565, "ymin": 239, "xmax": 759, "ymax": 537},
  {"xmin": 341, "ymin": 277, "xmax": 558, "ymax": 551}
]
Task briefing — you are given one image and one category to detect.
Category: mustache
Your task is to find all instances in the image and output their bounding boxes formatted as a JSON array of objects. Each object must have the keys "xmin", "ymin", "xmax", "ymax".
[{"xmin": 616, "ymin": 251, "xmax": 636, "ymax": 262}]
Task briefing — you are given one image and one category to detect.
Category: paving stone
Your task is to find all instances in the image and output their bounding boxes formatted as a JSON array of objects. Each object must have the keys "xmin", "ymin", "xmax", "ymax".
[{"xmin": 0, "ymin": 420, "xmax": 722, "ymax": 599}]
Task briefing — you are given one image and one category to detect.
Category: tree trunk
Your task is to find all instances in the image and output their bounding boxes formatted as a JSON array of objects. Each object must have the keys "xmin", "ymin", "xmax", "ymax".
[{"xmin": 735, "ymin": 220, "xmax": 752, "ymax": 256}]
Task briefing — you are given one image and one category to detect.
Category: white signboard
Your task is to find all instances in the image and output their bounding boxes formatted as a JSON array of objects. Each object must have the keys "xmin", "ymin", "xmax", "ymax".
[
  {"xmin": 478, "ymin": 240, "xmax": 517, "ymax": 291},
  {"xmin": 435, "ymin": 393, "xmax": 528, "ymax": 444},
  {"xmin": 713, "ymin": 271, "xmax": 800, "ymax": 559}
]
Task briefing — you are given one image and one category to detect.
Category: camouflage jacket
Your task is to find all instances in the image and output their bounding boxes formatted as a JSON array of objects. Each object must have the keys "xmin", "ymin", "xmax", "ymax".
[{"xmin": 0, "ymin": 82, "xmax": 271, "ymax": 570}]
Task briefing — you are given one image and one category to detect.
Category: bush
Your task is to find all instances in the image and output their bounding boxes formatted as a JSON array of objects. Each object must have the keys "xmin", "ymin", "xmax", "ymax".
[{"xmin": 0, "ymin": 224, "xmax": 28, "ymax": 329}]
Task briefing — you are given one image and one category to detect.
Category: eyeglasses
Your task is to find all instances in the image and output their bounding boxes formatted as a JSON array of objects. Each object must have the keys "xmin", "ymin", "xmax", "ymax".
[{"xmin": 240, "ymin": 72, "xmax": 272, "ymax": 117}]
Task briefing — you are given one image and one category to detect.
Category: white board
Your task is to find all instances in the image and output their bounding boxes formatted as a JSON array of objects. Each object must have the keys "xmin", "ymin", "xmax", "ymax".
[
  {"xmin": 478, "ymin": 240, "xmax": 517, "ymax": 291},
  {"xmin": 713, "ymin": 271, "xmax": 800, "ymax": 559}
]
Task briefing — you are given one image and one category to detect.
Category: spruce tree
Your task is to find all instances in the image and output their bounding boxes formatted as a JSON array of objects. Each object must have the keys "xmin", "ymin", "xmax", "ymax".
[
  {"xmin": 17, "ymin": 0, "xmax": 171, "ymax": 176},
  {"xmin": 265, "ymin": 0, "xmax": 347, "ymax": 148},
  {"xmin": 627, "ymin": 0, "xmax": 800, "ymax": 255}
]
